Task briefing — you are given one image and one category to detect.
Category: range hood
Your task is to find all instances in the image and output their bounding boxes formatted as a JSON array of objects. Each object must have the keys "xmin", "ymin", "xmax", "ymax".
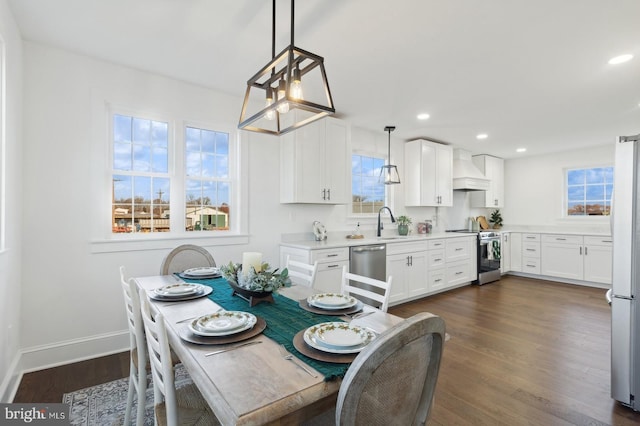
[{"xmin": 452, "ymin": 149, "xmax": 490, "ymax": 191}]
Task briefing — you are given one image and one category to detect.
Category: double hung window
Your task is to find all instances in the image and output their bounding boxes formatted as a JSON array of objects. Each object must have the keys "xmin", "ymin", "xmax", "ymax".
[
  {"xmin": 111, "ymin": 112, "xmax": 233, "ymax": 234},
  {"xmin": 352, "ymin": 153, "xmax": 386, "ymax": 215}
]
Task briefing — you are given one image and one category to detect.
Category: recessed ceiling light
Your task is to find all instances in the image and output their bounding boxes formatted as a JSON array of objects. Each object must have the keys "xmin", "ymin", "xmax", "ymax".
[
  {"xmin": 417, "ymin": 113, "xmax": 430, "ymax": 120},
  {"xmin": 516, "ymin": 148, "xmax": 527, "ymax": 153},
  {"xmin": 608, "ymin": 54, "xmax": 633, "ymax": 65},
  {"xmin": 476, "ymin": 133, "xmax": 488, "ymax": 140}
]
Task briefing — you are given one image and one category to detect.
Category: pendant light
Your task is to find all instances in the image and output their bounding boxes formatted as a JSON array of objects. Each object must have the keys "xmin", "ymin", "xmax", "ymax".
[
  {"xmin": 380, "ymin": 126, "xmax": 401, "ymax": 185},
  {"xmin": 238, "ymin": 0, "xmax": 335, "ymax": 136}
]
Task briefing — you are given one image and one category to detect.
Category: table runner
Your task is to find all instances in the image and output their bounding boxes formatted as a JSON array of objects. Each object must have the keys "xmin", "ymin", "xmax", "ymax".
[{"xmin": 182, "ymin": 277, "xmax": 350, "ymax": 381}]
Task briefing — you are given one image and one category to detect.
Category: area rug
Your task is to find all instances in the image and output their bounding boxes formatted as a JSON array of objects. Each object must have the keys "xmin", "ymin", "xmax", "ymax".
[{"xmin": 62, "ymin": 365, "xmax": 191, "ymax": 426}]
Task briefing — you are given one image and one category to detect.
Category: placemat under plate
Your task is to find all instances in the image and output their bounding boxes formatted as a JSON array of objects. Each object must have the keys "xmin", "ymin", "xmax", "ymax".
[
  {"xmin": 293, "ymin": 330, "xmax": 357, "ymax": 364},
  {"xmin": 178, "ymin": 316, "xmax": 266, "ymax": 345},
  {"xmin": 298, "ymin": 299, "xmax": 363, "ymax": 316},
  {"xmin": 149, "ymin": 286, "xmax": 213, "ymax": 302}
]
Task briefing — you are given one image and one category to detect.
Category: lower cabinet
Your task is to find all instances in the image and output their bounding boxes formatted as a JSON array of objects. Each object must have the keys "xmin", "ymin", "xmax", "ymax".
[
  {"xmin": 387, "ymin": 241, "xmax": 429, "ymax": 304},
  {"xmin": 540, "ymin": 234, "xmax": 612, "ymax": 285},
  {"xmin": 427, "ymin": 236, "xmax": 475, "ymax": 293},
  {"xmin": 279, "ymin": 246, "xmax": 348, "ymax": 293}
]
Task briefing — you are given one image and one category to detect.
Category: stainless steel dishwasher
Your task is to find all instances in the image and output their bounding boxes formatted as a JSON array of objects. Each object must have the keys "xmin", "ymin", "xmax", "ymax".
[{"xmin": 349, "ymin": 244, "xmax": 387, "ymax": 308}]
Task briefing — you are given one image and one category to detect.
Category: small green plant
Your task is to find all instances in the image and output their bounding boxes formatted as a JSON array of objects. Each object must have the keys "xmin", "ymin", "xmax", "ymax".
[
  {"xmin": 396, "ymin": 215, "xmax": 412, "ymax": 226},
  {"xmin": 490, "ymin": 209, "xmax": 503, "ymax": 228}
]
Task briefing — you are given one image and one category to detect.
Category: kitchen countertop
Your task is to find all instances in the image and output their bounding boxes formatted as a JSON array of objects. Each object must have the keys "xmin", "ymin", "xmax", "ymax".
[
  {"xmin": 281, "ymin": 227, "xmax": 612, "ymax": 250},
  {"xmin": 280, "ymin": 232, "xmax": 476, "ymax": 250}
]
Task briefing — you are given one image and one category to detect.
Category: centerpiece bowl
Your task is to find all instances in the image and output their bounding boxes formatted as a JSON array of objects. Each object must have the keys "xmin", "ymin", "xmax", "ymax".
[{"xmin": 220, "ymin": 262, "xmax": 289, "ymax": 307}]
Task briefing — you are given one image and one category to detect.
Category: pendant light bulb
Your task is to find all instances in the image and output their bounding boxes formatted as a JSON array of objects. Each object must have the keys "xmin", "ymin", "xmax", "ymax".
[
  {"xmin": 265, "ymin": 87, "xmax": 276, "ymax": 121},
  {"xmin": 290, "ymin": 65, "xmax": 303, "ymax": 100},
  {"xmin": 277, "ymin": 79, "xmax": 290, "ymax": 114}
]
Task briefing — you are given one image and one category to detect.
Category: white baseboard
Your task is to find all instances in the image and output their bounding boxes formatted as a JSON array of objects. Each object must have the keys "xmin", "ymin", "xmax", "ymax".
[
  {"xmin": 19, "ymin": 330, "xmax": 130, "ymax": 374},
  {"xmin": 0, "ymin": 353, "xmax": 22, "ymax": 403}
]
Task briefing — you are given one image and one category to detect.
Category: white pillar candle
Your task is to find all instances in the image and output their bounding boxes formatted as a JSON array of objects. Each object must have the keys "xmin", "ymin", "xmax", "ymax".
[{"xmin": 242, "ymin": 252, "xmax": 262, "ymax": 276}]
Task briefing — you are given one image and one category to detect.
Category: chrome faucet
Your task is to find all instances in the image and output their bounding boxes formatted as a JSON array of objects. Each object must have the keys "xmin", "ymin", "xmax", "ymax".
[{"xmin": 377, "ymin": 206, "xmax": 396, "ymax": 237}]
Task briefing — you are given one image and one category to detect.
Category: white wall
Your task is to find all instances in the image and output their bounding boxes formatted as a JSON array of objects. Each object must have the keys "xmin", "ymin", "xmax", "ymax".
[
  {"xmin": 503, "ymin": 144, "xmax": 614, "ymax": 233},
  {"xmin": 0, "ymin": 0, "xmax": 23, "ymax": 402},
  {"xmin": 18, "ymin": 41, "xmax": 375, "ymax": 373}
]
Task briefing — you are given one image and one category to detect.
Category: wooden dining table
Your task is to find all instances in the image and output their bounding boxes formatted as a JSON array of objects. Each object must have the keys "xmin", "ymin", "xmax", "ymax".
[{"xmin": 135, "ymin": 274, "xmax": 403, "ymax": 426}]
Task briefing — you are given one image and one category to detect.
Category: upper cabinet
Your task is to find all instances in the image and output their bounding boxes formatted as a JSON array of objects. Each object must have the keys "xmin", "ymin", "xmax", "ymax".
[
  {"xmin": 280, "ymin": 117, "xmax": 351, "ymax": 204},
  {"xmin": 404, "ymin": 139, "xmax": 453, "ymax": 207},
  {"xmin": 470, "ymin": 155, "xmax": 504, "ymax": 208}
]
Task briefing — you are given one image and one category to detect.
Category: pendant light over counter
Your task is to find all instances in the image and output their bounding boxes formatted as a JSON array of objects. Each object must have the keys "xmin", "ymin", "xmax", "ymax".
[
  {"xmin": 238, "ymin": 0, "xmax": 335, "ymax": 136},
  {"xmin": 380, "ymin": 126, "xmax": 401, "ymax": 185}
]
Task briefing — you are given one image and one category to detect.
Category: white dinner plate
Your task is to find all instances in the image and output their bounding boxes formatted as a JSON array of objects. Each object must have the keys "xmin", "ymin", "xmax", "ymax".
[
  {"xmin": 183, "ymin": 267, "xmax": 220, "ymax": 276},
  {"xmin": 153, "ymin": 283, "xmax": 200, "ymax": 298},
  {"xmin": 307, "ymin": 293, "xmax": 358, "ymax": 310},
  {"xmin": 303, "ymin": 322, "xmax": 376, "ymax": 354},
  {"xmin": 188, "ymin": 311, "xmax": 257, "ymax": 337}
]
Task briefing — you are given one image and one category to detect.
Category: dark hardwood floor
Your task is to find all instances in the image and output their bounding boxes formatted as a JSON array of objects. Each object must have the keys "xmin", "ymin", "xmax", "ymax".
[{"xmin": 13, "ymin": 275, "xmax": 640, "ymax": 425}]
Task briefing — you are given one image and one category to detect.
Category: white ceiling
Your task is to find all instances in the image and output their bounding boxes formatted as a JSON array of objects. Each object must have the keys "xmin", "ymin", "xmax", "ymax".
[{"xmin": 7, "ymin": 0, "xmax": 640, "ymax": 158}]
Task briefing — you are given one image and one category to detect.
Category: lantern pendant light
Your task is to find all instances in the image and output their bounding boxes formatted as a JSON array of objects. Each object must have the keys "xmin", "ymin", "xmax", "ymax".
[{"xmin": 380, "ymin": 126, "xmax": 401, "ymax": 185}]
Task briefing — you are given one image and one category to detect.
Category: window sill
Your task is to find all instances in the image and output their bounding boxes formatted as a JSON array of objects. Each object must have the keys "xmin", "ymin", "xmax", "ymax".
[{"xmin": 90, "ymin": 233, "xmax": 249, "ymax": 254}]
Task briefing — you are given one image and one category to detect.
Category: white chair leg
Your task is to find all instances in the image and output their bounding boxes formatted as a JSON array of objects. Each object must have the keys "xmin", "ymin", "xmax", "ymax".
[
  {"xmin": 135, "ymin": 366, "xmax": 147, "ymax": 425},
  {"xmin": 124, "ymin": 372, "xmax": 135, "ymax": 425}
]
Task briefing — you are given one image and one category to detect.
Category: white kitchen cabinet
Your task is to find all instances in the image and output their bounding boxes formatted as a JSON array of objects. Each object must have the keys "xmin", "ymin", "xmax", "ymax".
[
  {"xmin": 404, "ymin": 139, "xmax": 453, "ymax": 207},
  {"xmin": 501, "ymin": 232, "xmax": 511, "ymax": 273},
  {"xmin": 583, "ymin": 236, "xmax": 613, "ymax": 284},
  {"xmin": 521, "ymin": 233, "xmax": 540, "ymax": 275},
  {"xmin": 280, "ymin": 117, "xmax": 350, "ymax": 204},
  {"xmin": 279, "ymin": 246, "xmax": 348, "ymax": 293},
  {"xmin": 470, "ymin": 155, "xmax": 504, "ymax": 208},
  {"xmin": 387, "ymin": 241, "xmax": 428, "ymax": 304},
  {"xmin": 509, "ymin": 232, "xmax": 522, "ymax": 272},
  {"xmin": 540, "ymin": 234, "xmax": 612, "ymax": 285},
  {"xmin": 541, "ymin": 234, "xmax": 584, "ymax": 280},
  {"xmin": 426, "ymin": 236, "xmax": 475, "ymax": 292}
]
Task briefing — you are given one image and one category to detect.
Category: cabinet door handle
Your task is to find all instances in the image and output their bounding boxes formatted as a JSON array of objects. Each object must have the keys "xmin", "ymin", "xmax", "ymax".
[
  {"xmin": 406, "ymin": 256, "xmax": 410, "ymax": 267},
  {"xmin": 556, "ymin": 238, "xmax": 566, "ymax": 241},
  {"xmin": 434, "ymin": 258, "xmax": 442, "ymax": 262},
  {"xmin": 326, "ymin": 254, "xmax": 339, "ymax": 257},
  {"xmin": 526, "ymin": 264, "xmax": 536, "ymax": 267},
  {"xmin": 326, "ymin": 264, "xmax": 340, "ymax": 268},
  {"xmin": 434, "ymin": 278, "xmax": 442, "ymax": 283},
  {"xmin": 526, "ymin": 248, "xmax": 536, "ymax": 251},
  {"xmin": 327, "ymin": 189, "xmax": 331, "ymax": 200},
  {"xmin": 585, "ymin": 247, "xmax": 588, "ymax": 255},
  {"xmin": 321, "ymin": 189, "xmax": 326, "ymax": 200},
  {"xmin": 580, "ymin": 247, "xmax": 582, "ymax": 255},
  {"xmin": 455, "ymin": 271, "xmax": 463, "ymax": 275},
  {"xmin": 455, "ymin": 247, "xmax": 463, "ymax": 251}
]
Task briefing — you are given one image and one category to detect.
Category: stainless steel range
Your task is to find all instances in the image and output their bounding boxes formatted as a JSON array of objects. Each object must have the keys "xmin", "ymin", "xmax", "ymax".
[
  {"xmin": 446, "ymin": 229, "xmax": 501, "ymax": 285},
  {"xmin": 477, "ymin": 231, "xmax": 501, "ymax": 285}
]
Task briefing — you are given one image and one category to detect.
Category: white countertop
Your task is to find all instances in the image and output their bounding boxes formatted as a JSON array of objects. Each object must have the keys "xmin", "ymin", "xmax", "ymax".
[
  {"xmin": 280, "ymin": 232, "xmax": 476, "ymax": 250},
  {"xmin": 281, "ymin": 228, "xmax": 611, "ymax": 250}
]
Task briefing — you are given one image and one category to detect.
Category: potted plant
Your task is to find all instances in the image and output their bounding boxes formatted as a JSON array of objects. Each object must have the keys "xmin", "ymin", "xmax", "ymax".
[
  {"xmin": 490, "ymin": 209, "xmax": 503, "ymax": 229},
  {"xmin": 396, "ymin": 215, "xmax": 412, "ymax": 236}
]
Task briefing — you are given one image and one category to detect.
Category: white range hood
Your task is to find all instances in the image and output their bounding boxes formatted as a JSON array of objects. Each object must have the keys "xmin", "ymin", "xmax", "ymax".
[{"xmin": 452, "ymin": 149, "xmax": 490, "ymax": 191}]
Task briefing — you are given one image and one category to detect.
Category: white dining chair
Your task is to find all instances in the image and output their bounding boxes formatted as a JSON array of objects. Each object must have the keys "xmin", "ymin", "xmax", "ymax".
[
  {"xmin": 139, "ymin": 289, "xmax": 219, "ymax": 426},
  {"xmin": 341, "ymin": 266, "xmax": 392, "ymax": 312},
  {"xmin": 285, "ymin": 255, "xmax": 318, "ymax": 288},
  {"xmin": 119, "ymin": 266, "xmax": 149, "ymax": 426},
  {"xmin": 160, "ymin": 244, "xmax": 216, "ymax": 275},
  {"xmin": 304, "ymin": 312, "xmax": 445, "ymax": 425}
]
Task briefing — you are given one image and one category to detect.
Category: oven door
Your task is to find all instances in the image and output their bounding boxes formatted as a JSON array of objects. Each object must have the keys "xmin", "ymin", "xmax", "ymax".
[{"xmin": 478, "ymin": 236, "xmax": 501, "ymax": 284}]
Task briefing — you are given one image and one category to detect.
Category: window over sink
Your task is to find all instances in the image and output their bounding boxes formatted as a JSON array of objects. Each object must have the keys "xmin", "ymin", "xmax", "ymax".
[{"xmin": 351, "ymin": 153, "xmax": 386, "ymax": 215}]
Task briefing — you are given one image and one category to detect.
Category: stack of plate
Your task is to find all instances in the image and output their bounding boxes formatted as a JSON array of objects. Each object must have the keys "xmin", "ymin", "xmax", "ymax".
[
  {"xmin": 188, "ymin": 311, "xmax": 257, "ymax": 337},
  {"xmin": 152, "ymin": 283, "xmax": 206, "ymax": 301},
  {"xmin": 307, "ymin": 293, "xmax": 358, "ymax": 311},
  {"xmin": 303, "ymin": 322, "xmax": 376, "ymax": 354},
  {"xmin": 180, "ymin": 267, "xmax": 221, "ymax": 279}
]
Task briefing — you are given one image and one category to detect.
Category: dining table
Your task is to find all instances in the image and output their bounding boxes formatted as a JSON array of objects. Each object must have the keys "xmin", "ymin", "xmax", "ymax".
[{"xmin": 135, "ymin": 273, "xmax": 403, "ymax": 426}]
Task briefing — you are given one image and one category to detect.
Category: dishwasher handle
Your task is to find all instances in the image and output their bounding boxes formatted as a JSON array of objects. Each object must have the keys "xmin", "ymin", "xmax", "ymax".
[{"xmin": 351, "ymin": 245, "xmax": 386, "ymax": 253}]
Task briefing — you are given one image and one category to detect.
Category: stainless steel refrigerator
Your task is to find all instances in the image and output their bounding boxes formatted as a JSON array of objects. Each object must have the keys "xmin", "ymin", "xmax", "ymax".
[{"xmin": 610, "ymin": 133, "xmax": 640, "ymax": 410}]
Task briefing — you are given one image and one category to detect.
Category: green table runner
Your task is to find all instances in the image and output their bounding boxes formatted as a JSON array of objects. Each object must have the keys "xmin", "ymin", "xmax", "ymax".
[{"xmin": 182, "ymin": 276, "xmax": 350, "ymax": 381}]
